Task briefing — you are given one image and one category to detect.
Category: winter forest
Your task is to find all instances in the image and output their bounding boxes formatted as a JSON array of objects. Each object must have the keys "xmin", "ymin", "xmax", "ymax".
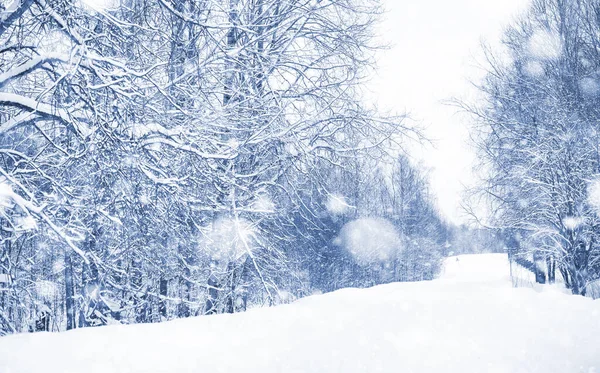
[{"xmin": 0, "ymin": 0, "xmax": 600, "ymax": 369}]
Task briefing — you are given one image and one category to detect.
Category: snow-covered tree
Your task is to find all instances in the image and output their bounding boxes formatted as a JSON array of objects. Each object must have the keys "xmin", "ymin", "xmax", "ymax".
[
  {"xmin": 0, "ymin": 0, "xmax": 444, "ymax": 334},
  {"xmin": 471, "ymin": 0, "xmax": 600, "ymax": 295}
]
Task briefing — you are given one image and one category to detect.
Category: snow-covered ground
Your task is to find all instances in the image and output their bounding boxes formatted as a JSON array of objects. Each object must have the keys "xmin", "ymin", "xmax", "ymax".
[{"xmin": 1, "ymin": 254, "xmax": 599, "ymax": 373}]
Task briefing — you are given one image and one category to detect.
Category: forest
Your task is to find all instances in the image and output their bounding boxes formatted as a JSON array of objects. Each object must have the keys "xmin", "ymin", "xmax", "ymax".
[
  {"xmin": 469, "ymin": 0, "xmax": 600, "ymax": 297},
  {"xmin": 0, "ymin": 0, "xmax": 452, "ymax": 334},
  {"xmin": 1, "ymin": 0, "xmax": 599, "ymax": 338}
]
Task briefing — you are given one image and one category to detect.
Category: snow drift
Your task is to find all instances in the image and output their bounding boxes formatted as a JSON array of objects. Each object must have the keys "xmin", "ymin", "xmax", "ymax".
[{"xmin": 0, "ymin": 254, "xmax": 599, "ymax": 373}]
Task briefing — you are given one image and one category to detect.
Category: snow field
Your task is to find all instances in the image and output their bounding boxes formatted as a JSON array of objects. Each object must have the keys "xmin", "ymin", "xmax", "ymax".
[{"xmin": 1, "ymin": 254, "xmax": 598, "ymax": 373}]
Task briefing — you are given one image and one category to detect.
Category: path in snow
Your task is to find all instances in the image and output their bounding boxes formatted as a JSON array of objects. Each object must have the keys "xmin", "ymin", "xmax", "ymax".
[{"xmin": 1, "ymin": 253, "xmax": 599, "ymax": 373}]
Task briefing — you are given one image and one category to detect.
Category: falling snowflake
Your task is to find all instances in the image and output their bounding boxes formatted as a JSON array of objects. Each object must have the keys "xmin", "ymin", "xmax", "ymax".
[{"xmin": 326, "ymin": 194, "xmax": 352, "ymax": 216}]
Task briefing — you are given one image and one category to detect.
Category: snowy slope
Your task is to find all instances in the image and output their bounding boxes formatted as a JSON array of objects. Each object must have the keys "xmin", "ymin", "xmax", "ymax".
[{"xmin": 1, "ymin": 254, "xmax": 599, "ymax": 373}]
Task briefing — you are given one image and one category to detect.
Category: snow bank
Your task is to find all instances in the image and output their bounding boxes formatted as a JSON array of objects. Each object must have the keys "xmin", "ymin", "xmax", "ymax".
[
  {"xmin": 1, "ymin": 254, "xmax": 599, "ymax": 373},
  {"xmin": 440, "ymin": 253, "xmax": 512, "ymax": 283}
]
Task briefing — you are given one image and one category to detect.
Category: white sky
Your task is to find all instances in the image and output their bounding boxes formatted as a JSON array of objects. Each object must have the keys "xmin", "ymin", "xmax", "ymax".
[{"xmin": 368, "ymin": 0, "xmax": 530, "ymax": 224}]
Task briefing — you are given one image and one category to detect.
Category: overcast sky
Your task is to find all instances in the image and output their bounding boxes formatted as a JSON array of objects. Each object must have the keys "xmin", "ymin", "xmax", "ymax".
[{"xmin": 368, "ymin": 0, "xmax": 530, "ymax": 224}]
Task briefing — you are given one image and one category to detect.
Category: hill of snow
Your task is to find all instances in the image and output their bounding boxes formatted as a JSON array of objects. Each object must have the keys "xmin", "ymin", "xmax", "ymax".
[{"xmin": 1, "ymin": 254, "xmax": 599, "ymax": 373}]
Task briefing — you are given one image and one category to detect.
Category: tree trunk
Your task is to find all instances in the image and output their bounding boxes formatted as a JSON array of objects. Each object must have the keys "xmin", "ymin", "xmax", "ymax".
[
  {"xmin": 159, "ymin": 277, "xmax": 168, "ymax": 319},
  {"xmin": 205, "ymin": 271, "xmax": 219, "ymax": 315},
  {"xmin": 533, "ymin": 251, "xmax": 546, "ymax": 284},
  {"xmin": 546, "ymin": 255, "xmax": 556, "ymax": 284},
  {"xmin": 225, "ymin": 262, "xmax": 236, "ymax": 314},
  {"xmin": 177, "ymin": 271, "xmax": 192, "ymax": 318},
  {"xmin": 64, "ymin": 252, "xmax": 76, "ymax": 330}
]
